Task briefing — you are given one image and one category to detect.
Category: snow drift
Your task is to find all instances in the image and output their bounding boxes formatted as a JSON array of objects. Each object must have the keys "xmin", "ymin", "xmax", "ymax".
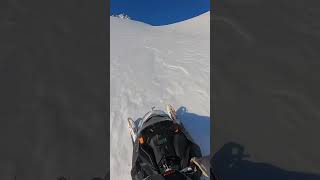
[{"xmin": 110, "ymin": 12, "xmax": 210, "ymax": 180}]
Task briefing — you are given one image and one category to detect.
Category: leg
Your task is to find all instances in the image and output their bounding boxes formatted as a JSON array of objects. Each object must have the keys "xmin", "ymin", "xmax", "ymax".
[
  {"xmin": 128, "ymin": 117, "xmax": 137, "ymax": 144},
  {"xmin": 166, "ymin": 104, "xmax": 182, "ymax": 125},
  {"xmin": 128, "ymin": 117, "xmax": 143, "ymax": 143}
]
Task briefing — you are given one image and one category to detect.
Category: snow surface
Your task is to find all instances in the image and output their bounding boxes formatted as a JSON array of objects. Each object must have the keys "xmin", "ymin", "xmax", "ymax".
[{"xmin": 110, "ymin": 12, "xmax": 210, "ymax": 180}]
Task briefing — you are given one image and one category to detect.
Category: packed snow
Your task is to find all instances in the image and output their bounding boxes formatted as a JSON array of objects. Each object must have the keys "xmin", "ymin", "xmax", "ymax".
[{"xmin": 110, "ymin": 12, "xmax": 210, "ymax": 180}]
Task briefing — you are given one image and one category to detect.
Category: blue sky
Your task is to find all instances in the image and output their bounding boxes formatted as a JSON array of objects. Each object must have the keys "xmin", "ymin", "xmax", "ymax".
[{"xmin": 110, "ymin": 0, "xmax": 210, "ymax": 26}]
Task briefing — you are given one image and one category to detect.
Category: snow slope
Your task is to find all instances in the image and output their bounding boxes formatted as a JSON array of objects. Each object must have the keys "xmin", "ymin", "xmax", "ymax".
[{"xmin": 110, "ymin": 12, "xmax": 210, "ymax": 180}]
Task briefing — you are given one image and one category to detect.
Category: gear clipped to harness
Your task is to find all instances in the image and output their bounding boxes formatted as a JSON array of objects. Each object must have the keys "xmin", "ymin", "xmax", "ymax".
[{"xmin": 146, "ymin": 123, "xmax": 182, "ymax": 174}]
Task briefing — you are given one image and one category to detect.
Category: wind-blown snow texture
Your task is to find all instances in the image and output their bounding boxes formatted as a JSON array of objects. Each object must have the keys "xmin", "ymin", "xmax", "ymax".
[{"xmin": 110, "ymin": 12, "xmax": 210, "ymax": 180}]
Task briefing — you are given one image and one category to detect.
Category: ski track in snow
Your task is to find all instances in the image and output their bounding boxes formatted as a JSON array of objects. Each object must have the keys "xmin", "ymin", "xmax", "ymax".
[{"xmin": 110, "ymin": 12, "xmax": 210, "ymax": 180}]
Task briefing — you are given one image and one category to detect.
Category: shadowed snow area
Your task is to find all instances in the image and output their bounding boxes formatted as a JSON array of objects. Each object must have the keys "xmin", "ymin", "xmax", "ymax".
[{"xmin": 110, "ymin": 12, "xmax": 210, "ymax": 179}]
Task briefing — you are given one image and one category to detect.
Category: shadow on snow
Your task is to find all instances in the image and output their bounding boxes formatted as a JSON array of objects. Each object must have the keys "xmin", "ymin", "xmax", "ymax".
[
  {"xmin": 212, "ymin": 142, "xmax": 320, "ymax": 180},
  {"xmin": 176, "ymin": 106, "xmax": 210, "ymax": 156}
]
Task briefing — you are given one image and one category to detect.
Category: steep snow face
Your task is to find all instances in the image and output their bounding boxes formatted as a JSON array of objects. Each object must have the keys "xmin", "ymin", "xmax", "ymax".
[{"xmin": 110, "ymin": 12, "xmax": 210, "ymax": 180}]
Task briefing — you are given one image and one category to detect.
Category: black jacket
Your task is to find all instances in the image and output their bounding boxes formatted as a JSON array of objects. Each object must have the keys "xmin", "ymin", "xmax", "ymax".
[{"xmin": 130, "ymin": 115, "xmax": 202, "ymax": 180}]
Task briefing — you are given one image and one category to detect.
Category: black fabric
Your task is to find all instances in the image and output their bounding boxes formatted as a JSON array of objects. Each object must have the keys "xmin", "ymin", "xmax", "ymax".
[
  {"xmin": 138, "ymin": 115, "xmax": 172, "ymax": 135},
  {"xmin": 131, "ymin": 117, "xmax": 202, "ymax": 180},
  {"xmin": 144, "ymin": 171, "xmax": 192, "ymax": 180},
  {"xmin": 147, "ymin": 122, "xmax": 181, "ymax": 173},
  {"xmin": 173, "ymin": 131, "xmax": 191, "ymax": 168}
]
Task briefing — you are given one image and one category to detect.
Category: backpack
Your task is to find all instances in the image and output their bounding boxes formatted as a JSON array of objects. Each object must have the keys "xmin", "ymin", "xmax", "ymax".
[{"xmin": 131, "ymin": 116, "xmax": 202, "ymax": 180}]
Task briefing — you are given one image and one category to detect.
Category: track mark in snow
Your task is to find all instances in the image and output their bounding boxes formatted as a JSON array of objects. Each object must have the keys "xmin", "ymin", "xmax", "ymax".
[
  {"xmin": 162, "ymin": 61, "xmax": 190, "ymax": 76},
  {"xmin": 144, "ymin": 45, "xmax": 190, "ymax": 76},
  {"xmin": 168, "ymin": 64, "xmax": 189, "ymax": 75},
  {"xmin": 144, "ymin": 46, "xmax": 161, "ymax": 54}
]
